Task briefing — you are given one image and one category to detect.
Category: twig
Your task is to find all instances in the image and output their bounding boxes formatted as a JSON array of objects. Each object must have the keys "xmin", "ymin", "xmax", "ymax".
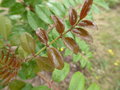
[{"xmin": 37, "ymin": 72, "xmax": 60, "ymax": 90}]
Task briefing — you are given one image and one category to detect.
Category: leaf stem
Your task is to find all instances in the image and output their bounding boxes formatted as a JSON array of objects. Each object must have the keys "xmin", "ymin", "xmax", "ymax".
[
  {"xmin": 37, "ymin": 72, "xmax": 60, "ymax": 90},
  {"xmin": 25, "ymin": 19, "xmax": 89, "ymax": 63},
  {"xmin": 35, "ymin": 19, "xmax": 80, "ymax": 56}
]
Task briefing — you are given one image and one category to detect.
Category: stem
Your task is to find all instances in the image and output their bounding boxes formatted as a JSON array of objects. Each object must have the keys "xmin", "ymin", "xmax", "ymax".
[
  {"xmin": 37, "ymin": 72, "xmax": 60, "ymax": 90},
  {"xmin": 24, "ymin": 19, "xmax": 82, "ymax": 62},
  {"xmin": 35, "ymin": 19, "xmax": 80, "ymax": 56},
  {"xmin": 37, "ymin": 72, "xmax": 50, "ymax": 84}
]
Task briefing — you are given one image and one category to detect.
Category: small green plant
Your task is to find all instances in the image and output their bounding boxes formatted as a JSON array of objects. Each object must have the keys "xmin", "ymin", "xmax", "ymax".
[{"xmin": 0, "ymin": 0, "xmax": 105, "ymax": 89}]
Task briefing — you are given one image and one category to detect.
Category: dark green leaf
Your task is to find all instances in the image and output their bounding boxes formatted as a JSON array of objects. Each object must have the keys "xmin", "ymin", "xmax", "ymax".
[
  {"xmin": 0, "ymin": 0, "xmax": 15, "ymax": 7},
  {"xmin": 32, "ymin": 85, "xmax": 51, "ymax": 90},
  {"xmin": 18, "ymin": 61, "xmax": 39, "ymax": 80},
  {"xmin": 9, "ymin": 80, "xmax": 26, "ymax": 90},
  {"xmin": 9, "ymin": 3, "xmax": 25, "ymax": 15}
]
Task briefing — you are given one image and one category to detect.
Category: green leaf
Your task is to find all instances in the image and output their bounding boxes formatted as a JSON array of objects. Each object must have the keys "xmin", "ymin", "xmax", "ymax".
[
  {"xmin": 0, "ymin": 15, "xmax": 12, "ymax": 40},
  {"xmin": 9, "ymin": 3, "xmax": 25, "ymax": 15},
  {"xmin": 22, "ymin": 84, "xmax": 33, "ymax": 90},
  {"xmin": 0, "ymin": 84, "xmax": 4, "ymax": 89},
  {"xmin": 0, "ymin": 0, "xmax": 15, "ymax": 7},
  {"xmin": 36, "ymin": 56, "xmax": 54, "ymax": 72},
  {"xmin": 62, "ymin": 0, "xmax": 71, "ymax": 8},
  {"xmin": 64, "ymin": 48, "xmax": 72, "ymax": 56},
  {"xmin": 94, "ymin": 0, "xmax": 109, "ymax": 10},
  {"xmin": 35, "ymin": 5, "xmax": 52, "ymax": 24},
  {"xmin": 9, "ymin": 80, "xmax": 26, "ymax": 90},
  {"xmin": 32, "ymin": 85, "xmax": 51, "ymax": 90},
  {"xmin": 80, "ymin": 57, "xmax": 88, "ymax": 68},
  {"xmin": 87, "ymin": 83, "xmax": 100, "ymax": 90},
  {"xmin": 24, "ymin": 0, "xmax": 36, "ymax": 5},
  {"xmin": 73, "ymin": 53, "xmax": 81, "ymax": 62},
  {"xmin": 18, "ymin": 61, "xmax": 39, "ymax": 80},
  {"xmin": 9, "ymin": 32, "xmax": 21, "ymax": 45},
  {"xmin": 46, "ymin": 2, "xmax": 63, "ymax": 17},
  {"xmin": 20, "ymin": 32, "xmax": 36, "ymax": 54},
  {"xmin": 49, "ymin": 1, "xmax": 66, "ymax": 16},
  {"xmin": 18, "ymin": 46, "xmax": 29, "ymax": 59},
  {"xmin": 27, "ymin": 11, "xmax": 47, "ymax": 30},
  {"xmin": 69, "ymin": 0, "xmax": 76, "ymax": 6},
  {"xmin": 52, "ymin": 62, "xmax": 70, "ymax": 82},
  {"xmin": 92, "ymin": 4, "xmax": 101, "ymax": 14},
  {"xmin": 0, "ymin": 39, "xmax": 4, "ymax": 48},
  {"xmin": 75, "ymin": 37, "xmax": 90, "ymax": 53},
  {"xmin": 75, "ymin": 0, "xmax": 83, "ymax": 4},
  {"xmin": 69, "ymin": 72, "xmax": 85, "ymax": 90},
  {"xmin": 24, "ymin": 0, "xmax": 44, "ymax": 6}
]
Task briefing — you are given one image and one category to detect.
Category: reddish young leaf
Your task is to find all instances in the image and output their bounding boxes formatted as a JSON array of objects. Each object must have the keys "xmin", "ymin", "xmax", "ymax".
[
  {"xmin": 78, "ymin": 20, "xmax": 96, "ymax": 28},
  {"xmin": 51, "ymin": 15, "xmax": 65, "ymax": 34},
  {"xmin": 63, "ymin": 37, "xmax": 80, "ymax": 54},
  {"xmin": 69, "ymin": 8, "xmax": 78, "ymax": 25},
  {"xmin": 72, "ymin": 28, "xmax": 93, "ymax": 42},
  {"xmin": 47, "ymin": 47, "xmax": 64, "ymax": 70},
  {"xmin": 0, "ymin": 50, "xmax": 21, "ymax": 85},
  {"xmin": 2, "ymin": 72, "xmax": 16, "ymax": 85},
  {"xmin": 36, "ymin": 28, "xmax": 48, "ymax": 45},
  {"xmin": 80, "ymin": 0, "xmax": 93, "ymax": 20},
  {"xmin": 2, "ymin": 72, "xmax": 11, "ymax": 79}
]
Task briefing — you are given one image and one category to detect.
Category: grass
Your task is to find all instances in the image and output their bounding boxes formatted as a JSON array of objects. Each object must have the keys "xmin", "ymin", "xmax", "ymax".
[{"xmin": 90, "ymin": 6, "xmax": 120, "ymax": 90}]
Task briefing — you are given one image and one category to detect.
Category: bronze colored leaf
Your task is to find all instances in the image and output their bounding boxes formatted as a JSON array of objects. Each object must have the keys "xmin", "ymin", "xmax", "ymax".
[
  {"xmin": 36, "ymin": 56, "xmax": 54, "ymax": 72},
  {"xmin": 63, "ymin": 37, "xmax": 80, "ymax": 54},
  {"xmin": 51, "ymin": 15, "xmax": 65, "ymax": 34},
  {"xmin": 69, "ymin": 8, "xmax": 78, "ymax": 25},
  {"xmin": 72, "ymin": 28, "xmax": 93, "ymax": 42},
  {"xmin": 36, "ymin": 28, "xmax": 48, "ymax": 45},
  {"xmin": 47, "ymin": 47, "xmax": 64, "ymax": 70},
  {"xmin": 78, "ymin": 20, "xmax": 96, "ymax": 28},
  {"xmin": 0, "ymin": 50, "xmax": 21, "ymax": 85},
  {"xmin": 80, "ymin": 0, "xmax": 93, "ymax": 20}
]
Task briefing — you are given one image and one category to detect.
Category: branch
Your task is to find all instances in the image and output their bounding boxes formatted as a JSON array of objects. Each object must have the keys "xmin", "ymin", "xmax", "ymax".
[{"xmin": 37, "ymin": 72, "xmax": 60, "ymax": 90}]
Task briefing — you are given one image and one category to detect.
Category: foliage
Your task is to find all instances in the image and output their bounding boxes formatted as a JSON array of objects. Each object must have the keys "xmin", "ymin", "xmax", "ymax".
[
  {"xmin": 105, "ymin": 0, "xmax": 120, "ymax": 7},
  {"xmin": 0, "ymin": 0, "xmax": 109, "ymax": 89}
]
